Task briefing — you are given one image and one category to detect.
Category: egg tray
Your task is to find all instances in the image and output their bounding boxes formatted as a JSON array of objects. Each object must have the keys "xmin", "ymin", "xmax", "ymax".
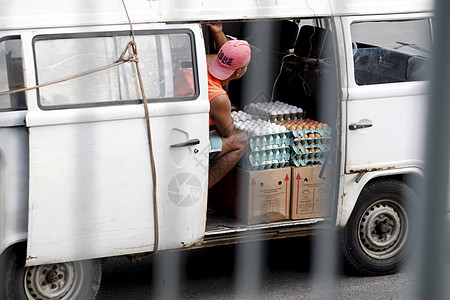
[
  {"xmin": 268, "ymin": 115, "xmax": 305, "ymax": 123},
  {"xmin": 248, "ymin": 146, "xmax": 291, "ymax": 164},
  {"xmin": 244, "ymin": 109, "xmax": 303, "ymax": 122},
  {"xmin": 248, "ymin": 131, "xmax": 291, "ymax": 150},
  {"xmin": 238, "ymin": 159, "xmax": 290, "ymax": 171},
  {"xmin": 291, "ymin": 137, "xmax": 331, "ymax": 154},
  {"xmin": 290, "ymin": 151, "xmax": 328, "ymax": 167},
  {"xmin": 238, "ymin": 146, "xmax": 291, "ymax": 170},
  {"xmin": 291, "ymin": 127, "xmax": 332, "ymax": 139}
]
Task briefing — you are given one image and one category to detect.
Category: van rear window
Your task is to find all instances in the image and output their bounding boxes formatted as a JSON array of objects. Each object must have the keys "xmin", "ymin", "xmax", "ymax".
[
  {"xmin": 33, "ymin": 30, "xmax": 198, "ymax": 109},
  {"xmin": 0, "ymin": 37, "xmax": 26, "ymax": 111},
  {"xmin": 351, "ymin": 19, "xmax": 431, "ymax": 85}
]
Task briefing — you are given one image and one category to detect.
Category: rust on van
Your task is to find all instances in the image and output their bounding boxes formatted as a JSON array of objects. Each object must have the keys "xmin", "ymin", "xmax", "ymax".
[{"xmin": 348, "ymin": 166, "xmax": 396, "ymax": 174}]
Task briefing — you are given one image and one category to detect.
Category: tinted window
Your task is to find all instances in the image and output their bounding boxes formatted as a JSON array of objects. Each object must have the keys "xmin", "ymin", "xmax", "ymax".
[
  {"xmin": 351, "ymin": 19, "xmax": 431, "ymax": 85},
  {"xmin": 34, "ymin": 30, "xmax": 197, "ymax": 108},
  {"xmin": 0, "ymin": 37, "xmax": 26, "ymax": 111}
]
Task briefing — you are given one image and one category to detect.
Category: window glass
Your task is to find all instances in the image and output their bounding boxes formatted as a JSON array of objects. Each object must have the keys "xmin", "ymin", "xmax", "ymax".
[
  {"xmin": 34, "ymin": 31, "xmax": 197, "ymax": 108},
  {"xmin": 0, "ymin": 38, "xmax": 26, "ymax": 111},
  {"xmin": 351, "ymin": 19, "xmax": 431, "ymax": 85}
]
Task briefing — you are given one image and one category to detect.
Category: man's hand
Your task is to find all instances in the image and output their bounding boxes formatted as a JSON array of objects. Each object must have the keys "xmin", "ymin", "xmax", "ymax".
[{"xmin": 206, "ymin": 23, "xmax": 223, "ymax": 34}]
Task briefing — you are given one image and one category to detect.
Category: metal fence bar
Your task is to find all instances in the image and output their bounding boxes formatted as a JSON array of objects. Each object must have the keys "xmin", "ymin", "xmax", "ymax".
[{"xmin": 415, "ymin": 0, "xmax": 450, "ymax": 298}]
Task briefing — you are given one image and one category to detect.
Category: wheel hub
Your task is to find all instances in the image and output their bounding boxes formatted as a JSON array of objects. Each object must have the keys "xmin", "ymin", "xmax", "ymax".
[
  {"xmin": 24, "ymin": 263, "xmax": 76, "ymax": 300},
  {"xmin": 358, "ymin": 200, "xmax": 407, "ymax": 259}
]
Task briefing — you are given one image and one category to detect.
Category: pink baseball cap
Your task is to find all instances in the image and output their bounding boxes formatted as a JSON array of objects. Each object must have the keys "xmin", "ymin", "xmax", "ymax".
[{"xmin": 209, "ymin": 40, "xmax": 251, "ymax": 80}]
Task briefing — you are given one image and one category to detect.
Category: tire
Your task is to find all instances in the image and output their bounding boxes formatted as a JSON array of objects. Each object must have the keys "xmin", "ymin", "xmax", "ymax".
[
  {"xmin": 340, "ymin": 179, "xmax": 417, "ymax": 276},
  {"xmin": 1, "ymin": 244, "xmax": 102, "ymax": 300}
]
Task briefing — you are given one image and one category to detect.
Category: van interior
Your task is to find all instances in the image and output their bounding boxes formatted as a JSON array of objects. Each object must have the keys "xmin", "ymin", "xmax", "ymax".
[
  {"xmin": 203, "ymin": 18, "xmax": 340, "ymax": 240},
  {"xmin": 203, "ymin": 18, "xmax": 336, "ymax": 122}
]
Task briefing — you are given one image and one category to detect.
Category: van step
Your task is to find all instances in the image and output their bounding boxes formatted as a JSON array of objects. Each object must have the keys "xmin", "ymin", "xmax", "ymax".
[{"xmin": 190, "ymin": 213, "xmax": 333, "ymax": 249}]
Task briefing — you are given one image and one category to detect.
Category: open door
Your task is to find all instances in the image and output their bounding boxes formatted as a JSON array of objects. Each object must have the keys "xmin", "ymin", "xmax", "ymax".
[{"xmin": 24, "ymin": 24, "xmax": 209, "ymax": 266}]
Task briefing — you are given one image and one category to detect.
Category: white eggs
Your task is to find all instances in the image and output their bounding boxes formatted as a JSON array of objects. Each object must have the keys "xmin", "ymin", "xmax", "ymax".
[
  {"xmin": 231, "ymin": 102, "xmax": 298, "ymax": 169},
  {"xmin": 242, "ymin": 100, "xmax": 303, "ymax": 122}
]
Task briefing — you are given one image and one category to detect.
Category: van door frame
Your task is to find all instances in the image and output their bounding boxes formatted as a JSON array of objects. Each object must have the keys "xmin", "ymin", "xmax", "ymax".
[{"xmin": 0, "ymin": 33, "xmax": 29, "ymax": 255}]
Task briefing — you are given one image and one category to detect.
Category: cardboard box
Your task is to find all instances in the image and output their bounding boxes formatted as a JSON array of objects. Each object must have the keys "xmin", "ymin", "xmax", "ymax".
[
  {"xmin": 290, "ymin": 165, "xmax": 330, "ymax": 220},
  {"xmin": 210, "ymin": 167, "xmax": 291, "ymax": 224}
]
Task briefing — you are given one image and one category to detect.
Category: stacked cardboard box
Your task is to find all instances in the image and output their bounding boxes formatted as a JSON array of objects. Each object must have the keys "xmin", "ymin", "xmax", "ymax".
[
  {"xmin": 210, "ymin": 167, "xmax": 291, "ymax": 224},
  {"xmin": 290, "ymin": 165, "xmax": 331, "ymax": 220},
  {"xmin": 210, "ymin": 164, "xmax": 331, "ymax": 224}
]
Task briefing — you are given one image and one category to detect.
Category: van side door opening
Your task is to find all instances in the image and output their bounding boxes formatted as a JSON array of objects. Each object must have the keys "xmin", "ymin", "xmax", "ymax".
[{"xmin": 204, "ymin": 18, "xmax": 341, "ymax": 240}]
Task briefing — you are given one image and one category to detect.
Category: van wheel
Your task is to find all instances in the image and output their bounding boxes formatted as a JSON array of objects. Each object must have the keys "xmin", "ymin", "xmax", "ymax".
[
  {"xmin": 1, "ymin": 244, "xmax": 102, "ymax": 300},
  {"xmin": 340, "ymin": 179, "xmax": 417, "ymax": 275}
]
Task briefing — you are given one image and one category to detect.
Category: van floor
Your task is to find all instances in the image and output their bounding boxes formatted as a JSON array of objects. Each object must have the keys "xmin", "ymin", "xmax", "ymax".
[{"xmin": 202, "ymin": 211, "xmax": 330, "ymax": 248}]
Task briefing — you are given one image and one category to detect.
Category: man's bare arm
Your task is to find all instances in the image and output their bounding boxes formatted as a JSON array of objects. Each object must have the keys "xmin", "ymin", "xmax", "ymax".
[
  {"xmin": 206, "ymin": 23, "xmax": 228, "ymax": 51},
  {"xmin": 210, "ymin": 94, "xmax": 234, "ymax": 137}
]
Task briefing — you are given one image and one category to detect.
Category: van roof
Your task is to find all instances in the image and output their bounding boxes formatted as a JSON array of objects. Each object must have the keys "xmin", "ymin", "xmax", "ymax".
[{"xmin": 0, "ymin": 0, "xmax": 434, "ymax": 30}]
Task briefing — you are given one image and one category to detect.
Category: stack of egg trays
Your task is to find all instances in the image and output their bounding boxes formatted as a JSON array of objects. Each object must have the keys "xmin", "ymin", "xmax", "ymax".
[
  {"xmin": 289, "ymin": 127, "xmax": 332, "ymax": 167},
  {"xmin": 238, "ymin": 131, "xmax": 291, "ymax": 170},
  {"xmin": 248, "ymin": 131, "xmax": 291, "ymax": 150}
]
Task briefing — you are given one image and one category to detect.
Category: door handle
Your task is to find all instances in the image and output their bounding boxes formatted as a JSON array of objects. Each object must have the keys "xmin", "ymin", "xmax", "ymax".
[
  {"xmin": 170, "ymin": 139, "xmax": 200, "ymax": 148},
  {"xmin": 349, "ymin": 123, "xmax": 372, "ymax": 130}
]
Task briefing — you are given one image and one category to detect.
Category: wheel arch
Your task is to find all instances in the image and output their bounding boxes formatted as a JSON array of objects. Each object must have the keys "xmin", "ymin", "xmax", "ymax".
[
  {"xmin": 338, "ymin": 167, "xmax": 423, "ymax": 228},
  {"xmin": 1, "ymin": 236, "xmax": 27, "ymax": 258}
]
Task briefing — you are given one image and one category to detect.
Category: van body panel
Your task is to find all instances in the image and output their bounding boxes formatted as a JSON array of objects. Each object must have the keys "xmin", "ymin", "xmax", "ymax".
[
  {"xmin": 330, "ymin": 0, "xmax": 433, "ymax": 17},
  {"xmin": 25, "ymin": 101, "xmax": 210, "ymax": 128},
  {"xmin": 0, "ymin": 126, "xmax": 29, "ymax": 255},
  {"xmin": 0, "ymin": 0, "xmax": 433, "ymax": 30},
  {"xmin": 26, "ymin": 118, "xmax": 156, "ymax": 265},
  {"xmin": 0, "ymin": 111, "xmax": 26, "ymax": 127},
  {"xmin": 149, "ymin": 113, "xmax": 209, "ymax": 251},
  {"xmin": 24, "ymin": 23, "xmax": 209, "ymax": 265},
  {"xmin": 346, "ymin": 90, "xmax": 427, "ymax": 171}
]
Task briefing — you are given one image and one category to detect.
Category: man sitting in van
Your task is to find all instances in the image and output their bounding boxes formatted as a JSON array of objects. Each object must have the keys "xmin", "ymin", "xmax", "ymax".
[{"xmin": 206, "ymin": 23, "xmax": 251, "ymax": 188}]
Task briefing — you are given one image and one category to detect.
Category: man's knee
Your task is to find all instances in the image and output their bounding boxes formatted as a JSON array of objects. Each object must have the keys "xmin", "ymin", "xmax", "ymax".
[
  {"xmin": 220, "ymin": 129, "xmax": 249, "ymax": 158},
  {"xmin": 232, "ymin": 129, "xmax": 249, "ymax": 152}
]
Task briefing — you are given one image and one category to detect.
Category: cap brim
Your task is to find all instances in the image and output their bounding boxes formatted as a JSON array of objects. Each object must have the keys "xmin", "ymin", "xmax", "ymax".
[{"xmin": 208, "ymin": 56, "xmax": 235, "ymax": 80}]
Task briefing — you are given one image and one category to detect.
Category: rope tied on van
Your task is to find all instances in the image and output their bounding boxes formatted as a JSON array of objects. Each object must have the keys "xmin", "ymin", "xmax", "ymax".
[
  {"xmin": 0, "ymin": 58, "xmax": 127, "ymax": 97},
  {"xmin": 121, "ymin": 41, "xmax": 139, "ymax": 63},
  {"xmin": 121, "ymin": 0, "xmax": 160, "ymax": 253}
]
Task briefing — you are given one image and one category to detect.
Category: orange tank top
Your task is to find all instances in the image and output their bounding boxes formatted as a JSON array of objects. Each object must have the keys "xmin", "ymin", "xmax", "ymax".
[{"xmin": 207, "ymin": 63, "xmax": 227, "ymax": 126}]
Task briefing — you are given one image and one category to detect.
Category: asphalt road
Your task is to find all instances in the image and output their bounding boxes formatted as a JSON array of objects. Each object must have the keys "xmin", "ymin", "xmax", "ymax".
[{"xmin": 97, "ymin": 237, "xmax": 450, "ymax": 300}]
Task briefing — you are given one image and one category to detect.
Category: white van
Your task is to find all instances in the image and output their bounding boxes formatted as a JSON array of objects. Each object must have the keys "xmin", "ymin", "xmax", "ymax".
[{"xmin": 0, "ymin": 0, "xmax": 440, "ymax": 299}]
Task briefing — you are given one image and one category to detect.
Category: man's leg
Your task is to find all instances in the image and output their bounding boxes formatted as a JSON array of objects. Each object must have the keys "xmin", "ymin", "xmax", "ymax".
[{"xmin": 208, "ymin": 130, "xmax": 248, "ymax": 189}]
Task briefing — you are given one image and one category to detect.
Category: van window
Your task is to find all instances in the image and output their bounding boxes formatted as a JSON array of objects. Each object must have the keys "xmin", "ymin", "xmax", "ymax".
[
  {"xmin": 351, "ymin": 19, "xmax": 431, "ymax": 85},
  {"xmin": 33, "ymin": 30, "xmax": 198, "ymax": 109},
  {"xmin": 0, "ymin": 37, "xmax": 26, "ymax": 111}
]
